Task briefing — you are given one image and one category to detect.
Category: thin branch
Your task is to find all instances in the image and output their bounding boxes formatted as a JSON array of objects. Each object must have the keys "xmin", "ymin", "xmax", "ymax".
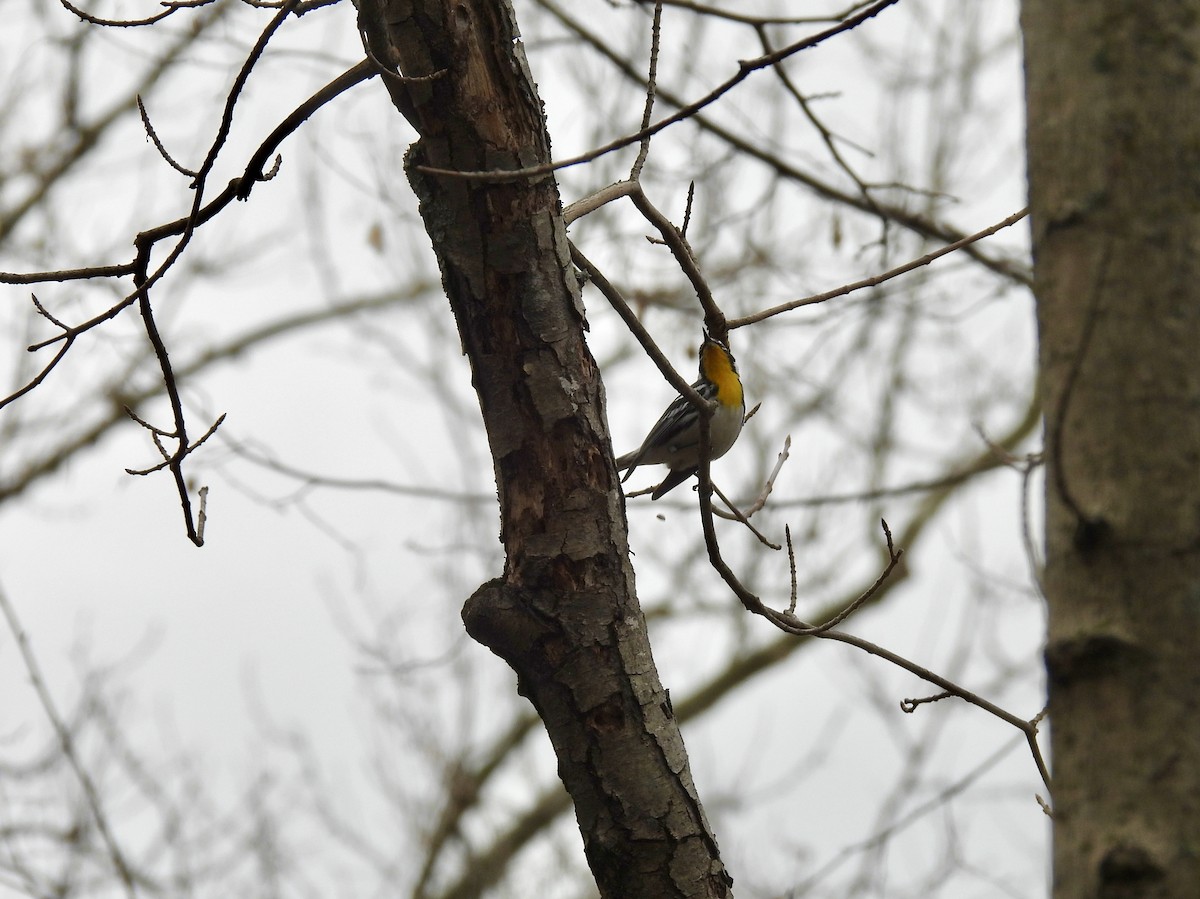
[
  {"xmin": 1, "ymin": 264, "xmax": 137, "ymax": 285},
  {"xmin": 190, "ymin": 0, "xmax": 302, "ymax": 191},
  {"xmin": 710, "ymin": 482, "xmax": 780, "ymax": 548},
  {"xmin": 729, "ymin": 207, "xmax": 1030, "ymax": 329},
  {"xmin": 635, "ymin": 0, "xmax": 880, "ymax": 27},
  {"xmin": 755, "ymin": 23, "xmax": 884, "ymax": 225},
  {"xmin": 8, "ymin": 1, "xmax": 312, "ymax": 365},
  {"xmin": 785, "ymin": 525, "xmax": 799, "ymax": 613},
  {"xmin": 798, "ymin": 520, "xmax": 901, "ymax": 635},
  {"xmin": 792, "ymin": 732, "xmax": 1034, "ymax": 893},
  {"xmin": 0, "ymin": 583, "xmax": 138, "ymax": 896},
  {"xmin": 740, "ymin": 432, "xmax": 790, "ymax": 516},
  {"xmin": 1, "ymin": 1, "xmax": 233, "ymax": 246},
  {"xmin": 234, "ymin": 59, "xmax": 377, "ymax": 200},
  {"xmin": 629, "ymin": 1, "xmax": 663, "ymax": 180},
  {"xmin": 627, "ymin": 185, "xmax": 724, "ymax": 335},
  {"xmin": 221, "ymin": 437, "xmax": 494, "ymax": 503},
  {"xmin": 569, "ymin": 242, "xmax": 707, "ymax": 410},
  {"xmin": 0, "ymin": 300, "xmax": 75, "ymax": 413},
  {"xmin": 0, "ymin": 290, "xmax": 413, "ymax": 507},
  {"xmin": 5, "ymin": 30, "xmax": 363, "ymax": 542},
  {"xmin": 137, "ymin": 95, "xmax": 197, "ymax": 177},
  {"xmin": 124, "ymin": 414, "xmax": 226, "ymax": 476},
  {"xmin": 563, "ymin": 179, "xmax": 639, "ymax": 225},
  {"xmin": 2, "ymin": 60, "xmax": 376, "ymax": 289},
  {"xmin": 679, "ymin": 181, "xmax": 696, "ymax": 238},
  {"xmin": 59, "ymin": 0, "xmax": 184, "ymax": 27},
  {"xmin": 128, "ymin": 287, "xmax": 222, "ymax": 545}
]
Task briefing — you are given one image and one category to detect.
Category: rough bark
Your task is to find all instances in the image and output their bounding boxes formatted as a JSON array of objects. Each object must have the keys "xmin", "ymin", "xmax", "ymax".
[
  {"xmin": 353, "ymin": 2, "xmax": 732, "ymax": 896},
  {"xmin": 1023, "ymin": 3, "xmax": 1200, "ymax": 897}
]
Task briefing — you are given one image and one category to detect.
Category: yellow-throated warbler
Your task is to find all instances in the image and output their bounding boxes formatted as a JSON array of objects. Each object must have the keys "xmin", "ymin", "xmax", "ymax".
[{"xmin": 616, "ymin": 333, "xmax": 745, "ymax": 499}]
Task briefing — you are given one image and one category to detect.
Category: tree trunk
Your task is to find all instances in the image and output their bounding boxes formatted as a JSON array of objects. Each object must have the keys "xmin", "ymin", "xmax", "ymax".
[
  {"xmin": 1023, "ymin": 3, "xmax": 1200, "ymax": 897},
  {"xmin": 354, "ymin": 2, "xmax": 732, "ymax": 896}
]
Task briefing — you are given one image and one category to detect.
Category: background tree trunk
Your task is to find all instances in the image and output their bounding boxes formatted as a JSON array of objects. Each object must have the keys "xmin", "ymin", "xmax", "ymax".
[
  {"xmin": 1023, "ymin": 3, "xmax": 1200, "ymax": 896},
  {"xmin": 354, "ymin": 1, "xmax": 732, "ymax": 896}
]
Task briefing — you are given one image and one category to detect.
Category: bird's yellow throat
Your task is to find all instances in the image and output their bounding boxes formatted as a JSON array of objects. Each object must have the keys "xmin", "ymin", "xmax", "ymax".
[{"xmin": 701, "ymin": 341, "xmax": 743, "ymax": 407}]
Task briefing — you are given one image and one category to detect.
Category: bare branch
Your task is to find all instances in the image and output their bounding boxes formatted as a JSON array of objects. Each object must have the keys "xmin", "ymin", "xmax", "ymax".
[
  {"xmin": 1, "ymin": 58, "xmax": 379, "ymax": 533},
  {"xmin": 59, "ymin": 0, "xmax": 185, "ymax": 28},
  {"xmin": 629, "ymin": 1, "xmax": 663, "ymax": 180},
  {"xmin": 137, "ymin": 94, "xmax": 197, "ymax": 177},
  {"xmin": 710, "ymin": 482, "xmax": 780, "ymax": 548},
  {"xmin": 540, "ymin": 0, "xmax": 1032, "ymax": 286},
  {"xmin": 634, "ymin": 0, "xmax": 881, "ymax": 27},
  {"xmin": 729, "ymin": 207, "xmax": 1030, "ymax": 329},
  {"xmin": 415, "ymin": 0, "xmax": 903, "ymax": 181}
]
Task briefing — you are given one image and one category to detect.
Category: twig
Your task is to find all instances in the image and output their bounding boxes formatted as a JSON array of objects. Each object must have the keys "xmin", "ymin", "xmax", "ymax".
[
  {"xmin": 798, "ymin": 520, "xmax": 899, "ymax": 635},
  {"xmin": 739, "ymin": 433, "xmax": 790, "ymax": 516},
  {"xmin": 792, "ymin": 731, "xmax": 1035, "ymax": 893},
  {"xmin": 680, "ymin": 181, "xmax": 696, "ymax": 238},
  {"xmin": 128, "ymin": 288, "xmax": 219, "ymax": 545},
  {"xmin": 137, "ymin": 95, "xmax": 197, "ymax": 177},
  {"xmin": 0, "ymin": 298, "xmax": 76, "ymax": 413},
  {"xmin": 196, "ymin": 485, "xmax": 209, "ymax": 544},
  {"xmin": 710, "ymin": 482, "xmax": 780, "ymax": 548},
  {"xmin": 728, "ymin": 207, "xmax": 1029, "ymax": 328},
  {"xmin": 630, "ymin": 1, "xmax": 663, "ymax": 180},
  {"xmin": 628, "ymin": 185, "xmax": 724, "ymax": 335},
  {"xmin": 785, "ymin": 525, "xmax": 799, "ymax": 613},
  {"xmin": 563, "ymin": 179, "xmax": 639, "ymax": 225},
  {"xmin": 124, "ymin": 413, "xmax": 226, "ymax": 476},
  {"xmin": 59, "ymin": 0, "xmax": 183, "ymax": 27},
  {"xmin": 1, "ymin": 264, "xmax": 137, "ymax": 285},
  {"xmin": 755, "ymin": 23, "xmax": 884, "ymax": 227},
  {"xmin": 634, "ymin": 0, "xmax": 879, "ymax": 27},
  {"xmin": 223, "ymin": 436, "xmax": 494, "ymax": 502},
  {"xmin": 1, "ymin": 55, "xmax": 377, "ymax": 542}
]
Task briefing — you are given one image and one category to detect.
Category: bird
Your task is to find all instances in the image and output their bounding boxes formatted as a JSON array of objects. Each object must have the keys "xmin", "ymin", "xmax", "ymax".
[{"xmin": 615, "ymin": 332, "xmax": 745, "ymax": 499}]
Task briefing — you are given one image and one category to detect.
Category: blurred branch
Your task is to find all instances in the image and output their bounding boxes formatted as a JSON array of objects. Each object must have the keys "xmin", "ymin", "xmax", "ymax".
[
  {"xmin": 223, "ymin": 438, "xmax": 495, "ymax": 504},
  {"xmin": 729, "ymin": 207, "xmax": 1030, "ymax": 328},
  {"xmin": 0, "ymin": 289, "xmax": 413, "ymax": 506},
  {"xmin": 0, "ymin": 582, "xmax": 138, "ymax": 896},
  {"xmin": 628, "ymin": 1, "xmax": 662, "ymax": 180},
  {"xmin": 795, "ymin": 731, "xmax": 1029, "ymax": 894},
  {"xmin": 755, "ymin": 22, "xmax": 885, "ymax": 226},
  {"xmin": 412, "ymin": 713, "xmax": 543, "ymax": 899}
]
